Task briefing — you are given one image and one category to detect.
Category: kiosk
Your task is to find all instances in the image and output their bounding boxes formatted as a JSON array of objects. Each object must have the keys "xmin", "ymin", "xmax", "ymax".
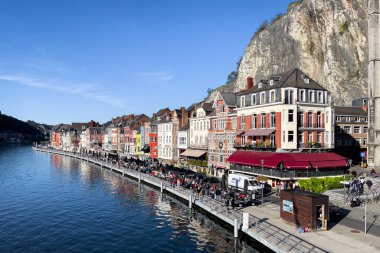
[{"xmin": 280, "ymin": 189, "xmax": 329, "ymax": 231}]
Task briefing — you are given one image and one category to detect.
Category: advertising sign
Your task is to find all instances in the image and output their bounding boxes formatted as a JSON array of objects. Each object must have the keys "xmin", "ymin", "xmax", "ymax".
[{"xmin": 283, "ymin": 200, "xmax": 294, "ymax": 213}]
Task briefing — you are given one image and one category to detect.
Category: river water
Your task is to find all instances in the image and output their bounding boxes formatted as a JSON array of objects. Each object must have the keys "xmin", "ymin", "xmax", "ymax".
[{"xmin": 0, "ymin": 146, "xmax": 271, "ymax": 252}]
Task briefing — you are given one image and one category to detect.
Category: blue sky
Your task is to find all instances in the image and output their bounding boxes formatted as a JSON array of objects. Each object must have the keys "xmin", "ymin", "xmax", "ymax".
[{"xmin": 0, "ymin": 0, "xmax": 293, "ymax": 125}]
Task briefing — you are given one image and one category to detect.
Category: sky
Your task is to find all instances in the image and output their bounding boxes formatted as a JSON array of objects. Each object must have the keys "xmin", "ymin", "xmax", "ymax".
[{"xmin": 0, "ymin": 0, "xmax": 294, "ymax": 125}]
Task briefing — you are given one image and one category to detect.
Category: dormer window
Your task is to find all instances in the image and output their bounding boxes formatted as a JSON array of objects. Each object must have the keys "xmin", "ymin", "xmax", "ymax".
[
  {"xmin": 251, "ymin": 94, "xmax": 256, "ymax": 105},
  {"xmin": 304, "ymin": 78, "xmax": 309, "ymax": 84},
  {"xmin": 270, "ymin": 90, "xmax": 275, "ymax": 102},
  {"xmin": 240, "ymin": 96, "xmax": 246, "ymax": 107},
  {"xmin": 258, "ymin": 83, "xmax": 262, "ymax": 89},
  {"xmin": 260, "ymin": 92, "xmax": 265, "ymax": 104},
  {"xmin": 269, "ymin": 80, "xmax": 274, "ymax": 86}
]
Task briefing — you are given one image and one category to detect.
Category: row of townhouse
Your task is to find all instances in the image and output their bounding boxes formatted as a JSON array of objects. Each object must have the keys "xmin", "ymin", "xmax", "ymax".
[{"xmin": 50, "ymin": 68, "xmax": 367, "ymax": 180}]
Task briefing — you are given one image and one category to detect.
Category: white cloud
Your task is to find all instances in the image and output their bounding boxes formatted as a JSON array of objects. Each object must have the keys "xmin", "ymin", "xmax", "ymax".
[
  {"xmin": 0, "ymin": 74, "xmax": 125, "ymax": 107},
  {"xmin": 137, "ymin": 71, "xmax": 173, "ymax": 82}
]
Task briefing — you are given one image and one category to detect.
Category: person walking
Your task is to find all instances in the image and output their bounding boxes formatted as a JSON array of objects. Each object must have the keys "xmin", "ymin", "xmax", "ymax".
[
  {"xmin": 230, "ymin": 197, "xmax": 235, "ymax": 210},
  {"xmin": 225, "ymin": 197, "xmax": 230, "ymax": 212}
]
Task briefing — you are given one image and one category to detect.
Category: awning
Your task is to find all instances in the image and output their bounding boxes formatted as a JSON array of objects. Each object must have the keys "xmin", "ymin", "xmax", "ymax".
[
  {"xmin": 310, "ymin": 160, "xmax": 349, "ymax": 169},
  {"xmin": 245, "ymin": 129, "xmax": 275, "ymax": 136},
  {"xmin": 227, "ymin": 151, "xmax": 349, "ymax": 170},
  {"xmin": 180, "ymin": 149, "xmax": 207, "ymax": 158},
  {"xmin": 235, "ymin": 130, "xmax": 245, "ymax": 136},
  {"xmin": 282, "ymin": 161, "xmax": 311, "ymax": 169}
]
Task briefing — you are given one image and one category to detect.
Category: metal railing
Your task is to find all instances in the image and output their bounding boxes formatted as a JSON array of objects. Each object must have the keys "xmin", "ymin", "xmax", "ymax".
[{"xmin": 34, "ymin": 146, "xmax": 328, "ymax": 253}]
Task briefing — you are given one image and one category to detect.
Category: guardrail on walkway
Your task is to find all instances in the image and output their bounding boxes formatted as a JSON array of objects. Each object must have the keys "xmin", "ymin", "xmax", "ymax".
[{"xmin": 34, "ymin": 147, "xmax": 328, "ymax": 253}]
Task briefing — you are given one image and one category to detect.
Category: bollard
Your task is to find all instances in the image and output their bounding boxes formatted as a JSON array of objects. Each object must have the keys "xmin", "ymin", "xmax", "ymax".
[
  {"xmin": 234, "ymin": 219, "xmax": 239, "ymax": 238},
  {"xmin": 242, "ymin": 213, "xmax": 249, "ymax": 231},
  {"xmin": 160, "ymin": 181, "xmax": 163, "ymax": 193},
  {"xmin": 189, "ymin": 195, "xmax": 193, "ymax": 208}
]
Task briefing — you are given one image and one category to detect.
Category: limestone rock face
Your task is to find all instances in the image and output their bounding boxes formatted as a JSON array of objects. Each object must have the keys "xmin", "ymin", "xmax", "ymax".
[{"xmin": 234, "ymin": 0, "xmax": 368, "ymax": 105}]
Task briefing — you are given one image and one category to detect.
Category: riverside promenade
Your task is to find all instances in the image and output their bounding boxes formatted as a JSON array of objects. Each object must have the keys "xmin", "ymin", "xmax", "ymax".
[{"xmin": 34, "ymin": 147, "xmax": 380, "ymax": 253}]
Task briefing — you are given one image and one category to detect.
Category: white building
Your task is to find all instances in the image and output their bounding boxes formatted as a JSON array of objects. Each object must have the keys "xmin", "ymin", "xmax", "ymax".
[
  {"xmin": 235, "ymin": 69, "xmax": 334, "ymax": 151},
  {"xmin": 158, "ymin": 120, "xmax": 174, "ymax": 161}
]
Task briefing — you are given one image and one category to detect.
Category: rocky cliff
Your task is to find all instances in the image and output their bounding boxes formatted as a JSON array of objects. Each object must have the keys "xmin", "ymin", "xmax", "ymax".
[{"xmin": 213, "ymin": 0, "xmax": 368, "ymax": 105}]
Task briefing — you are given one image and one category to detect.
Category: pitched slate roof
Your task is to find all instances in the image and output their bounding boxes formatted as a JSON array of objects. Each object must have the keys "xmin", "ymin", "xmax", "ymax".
[
  {"xmin": 178, "ymin": 123, "xmax": 190, "ymax": 131},
  {"xmin": 238, "ymin": 68, "xmax": 326, "ymax": 95},
  {"xmin": 220, "ymin": 92, "xmax": 236, "ymax": 106},
  {"xmin": 334, "ymin": 106, "xmax": 367, "ymax": 116}
]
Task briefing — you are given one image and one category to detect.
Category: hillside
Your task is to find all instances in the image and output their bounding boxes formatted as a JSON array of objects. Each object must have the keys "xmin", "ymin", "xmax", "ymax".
[
  {"xmin": 208, "ymin": 0, "xmax": 367, "ymax": 105},
  {"xmin": 0, "ymin": 112, "xmax": 51, "ymax": 143}
]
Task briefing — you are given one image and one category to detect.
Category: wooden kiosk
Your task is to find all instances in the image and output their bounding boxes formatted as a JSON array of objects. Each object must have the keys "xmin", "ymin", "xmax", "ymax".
[{"xmin": 280, "ymin": 189, "xmax": 329, "ymax": 231}]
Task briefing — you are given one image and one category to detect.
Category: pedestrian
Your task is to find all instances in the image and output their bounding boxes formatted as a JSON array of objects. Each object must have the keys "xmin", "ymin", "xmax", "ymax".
[
  {"xmin": 230, "ymin": 197, "xmax": 235, "ymax": 210},
  {"xmin": 366, "ymin": 180, "xmax": 373, "ymax": 190},
  {"xmin": 225, "ymin": 197, "xmax": 230, "ymax": 212}
]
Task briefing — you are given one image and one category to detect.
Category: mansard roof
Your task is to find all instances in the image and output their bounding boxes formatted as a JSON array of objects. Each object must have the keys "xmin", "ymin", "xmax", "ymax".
[
  {"xmin": 334, "ymin": 106, "xmax": 368, "ymax": 116},
  {"xmin": 238, "ymin": 68, "xmax": 327, "ymax": 95}
]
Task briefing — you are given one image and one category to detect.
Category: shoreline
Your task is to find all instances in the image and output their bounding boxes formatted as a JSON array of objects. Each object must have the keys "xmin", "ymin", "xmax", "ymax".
[{"xmin": 33, "ymin": 147, "xmax": 328, "ymax": 253}]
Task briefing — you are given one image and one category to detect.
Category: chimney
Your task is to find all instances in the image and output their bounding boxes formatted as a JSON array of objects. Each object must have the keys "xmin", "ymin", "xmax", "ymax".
[{"xmin": 246, "ymin": 77, "xmax": 254, "ymax": 90}]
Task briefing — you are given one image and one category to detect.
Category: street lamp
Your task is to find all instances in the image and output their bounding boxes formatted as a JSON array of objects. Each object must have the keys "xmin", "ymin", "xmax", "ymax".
[
  {"xmin": 261, "ymin": 159, "xmax": 264, "ymax": 206},
  {"xmin": 347, "ymin": 158, "xmax": 353, "ymax": 181}
]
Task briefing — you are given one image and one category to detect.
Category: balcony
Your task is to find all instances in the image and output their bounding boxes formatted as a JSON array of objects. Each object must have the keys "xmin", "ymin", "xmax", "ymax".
[
  {"xmin": 298, "ymin": 142, "xmax": 327, "ymax": 149},
  {"xmin": 233, "ymin": 141, "xmax": 276, "ymax": 150}
]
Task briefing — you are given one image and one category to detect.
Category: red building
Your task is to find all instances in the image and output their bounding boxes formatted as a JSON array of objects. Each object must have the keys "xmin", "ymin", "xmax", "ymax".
[{"xmin": 149, "ymin": 108, "xmax": 171, "ymax": 159}]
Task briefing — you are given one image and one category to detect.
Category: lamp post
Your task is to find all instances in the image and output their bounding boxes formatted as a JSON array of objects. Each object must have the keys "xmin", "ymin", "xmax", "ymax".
[{"xmin": 261, "ymin": 159, "xmax": 264, "ymax": 206}]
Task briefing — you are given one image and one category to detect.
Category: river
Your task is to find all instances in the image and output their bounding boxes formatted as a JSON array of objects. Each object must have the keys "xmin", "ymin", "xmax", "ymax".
[{"xmin": 0, "ymin": 146, "xmax": 271, "ymax": 252}]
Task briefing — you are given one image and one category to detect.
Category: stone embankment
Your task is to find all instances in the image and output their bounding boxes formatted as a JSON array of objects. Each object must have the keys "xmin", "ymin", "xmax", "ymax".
[{"xmin": 33, "ymin": 147, "xmax": 331, "ymax": 253}]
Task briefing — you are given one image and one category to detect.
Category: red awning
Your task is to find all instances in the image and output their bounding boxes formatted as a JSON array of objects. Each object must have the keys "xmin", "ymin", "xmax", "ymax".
[
  {"xmin": 282, "ymin": 161, "xmax": 311, "ymax": 169},
  {"xmin": 245, "ymin": 129, "xmax": 275, "ymax": 136},
  {"xmin": 310, "ymin": 160, "xmax": 349, "ymax": 169},
  {"xmin": 227, "ymin": 151, "xmax": 349, "ymax": 170}
]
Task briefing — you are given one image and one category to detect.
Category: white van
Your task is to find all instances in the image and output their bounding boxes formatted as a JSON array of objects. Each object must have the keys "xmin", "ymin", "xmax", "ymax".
[{"xmin": 228, "ymin": 173, "xmax": 263, "ymax": 192}]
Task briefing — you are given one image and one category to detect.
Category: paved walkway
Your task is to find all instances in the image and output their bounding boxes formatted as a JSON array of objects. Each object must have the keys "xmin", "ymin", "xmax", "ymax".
[{"xmin": 243, "ymin": 201, "xmax": 380, "ymax": 253}]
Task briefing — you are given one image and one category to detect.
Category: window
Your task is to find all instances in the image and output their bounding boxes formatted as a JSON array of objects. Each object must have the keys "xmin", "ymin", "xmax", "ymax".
[
  {"xmin": 284, "ymin": 89, "xmax": 294, "ymax": 104},
  {"xmin": 317, "ymin": 132, "xmax": 322, "ymax": 143},
  {"xmin": 307, "ymin": 132, "xmax": 313, "ymax": 143},
  {"xmin": 355, "ymin": 117, "xmax": 360, "ymax": 122},
  {"xmin": 241, "ymin": 115, "xmax": 246, "ymax": 129},
  {"xmin": 326, "ymin": 131, "xmax": 329, "ymax": 143},
  {"xmin": 270, "ymin": 90, "xmax": 275, "ymax": 102},
  {"xmin": 282, "ymin": 131, "xmax": 285, "ymax": 142},
  {"xmin": 240, "ymin": 96, "xmax": 245, "ymax": 107},
  {"xmin": 354, "ymin": 126, "xmax": 361, "ymax": 134},
  {"xmin": 336, "ymin": 116, "xmax": 341, "ymax": 122},
  {"xmin": 179, "ymin": 137, "xmax": 186, "ymax": 145},
  {"xmin": 363, "ymin": 99, "xmax": 367, "ymax": 105},
  {"xmin": 365, "ymin": 117, "xmax": 368, "ymax": 123},
  {"xmin": 232, "ymin": 118, "xmax": 237, "ymax": 129},
  {"xmin": 317, "ymin": 112, "xmax": 322, "ymax": 128},
  {"xmin": 261, "ymin": 113, "xmax": 266, "ymax": 128},
  {"xmin": 299, "ymin": 132, "xmax": 304, "ymax": 143},
  {"xmin": 364, "ymin": 127, "xmax": 368, "ymax": 133},
  {"xmin": 298, "ymin": 112, "xmax": 304, "ymax": 127},
  {"xmin": 343, "ymin": 126, "xmax": 351, "ymax": 133},
  {"xmin": 354, "ymin": 138, "xmax": 361, "ymax": 146},
  {"xmin": 252, "ymin": 114, "xmax": 257, "ymax": 129},
  {"xmin": 270, "ymin": 112, "xmax": 276, "ymax": 128},
  {"xmin": 251, "ymin": 94, "xmax": 256, "ymax": 105},
  {"xmin": 269, "ymin": 80, "xmax": 274, "ymax": 86},
  {"xmin": 299, "ymin": 89, "xmax": 306, "ymax": 102},
  {"xmin": 308, "ymin": 90, "xmax": 314, "ymax": 102},
  {"xmin": 326, "ymin": 112, "xmax": 329, "ymax": 124},
  {"xmin": 288, "ymin": 131, "xmax": 294, "ymax": 142},
  {"xmin": 260, "ymin": 92, "xmax": 265, "ymax": 104},
  {"xmin": 363, "ymin": 138, "xmax": 367, "ymax": 145},
  {"xmin": 308, "ymin": 112, "xmax": 313, "ymax": 128},
  {"xmin": 317, "ymin": 91, "xmax": 324, "ymax": 103},
  {"xmin": 288, "ymin": 109, "xmax": 294, "ymax": 122},
  {"xmin": 241, "ymin": 135, "xmax": 246, "ymax": 146}
]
